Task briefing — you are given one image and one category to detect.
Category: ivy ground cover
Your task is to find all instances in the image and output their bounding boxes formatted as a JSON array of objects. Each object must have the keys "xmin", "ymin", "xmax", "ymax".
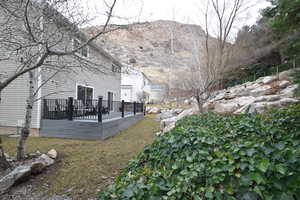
[{"xmin": 99, "ymin": 105, "xmax": 300, "ymax": 200}]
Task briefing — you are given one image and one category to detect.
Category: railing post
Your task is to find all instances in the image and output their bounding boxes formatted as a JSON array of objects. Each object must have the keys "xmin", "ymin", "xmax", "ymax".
[
  {"xmin": 141, "ymin": 102, "xmax": 144, "ymax": 114},
  {"xmin": 98, "ymin": 97, "xmax": 102, "ymax": 123},
  {"xmin": 121, "ymin": 100, "xmax": 125, "ymax": 118},
  {"xmin": 133, "ymin": 101, "xmax": 136, "ymax": 115},
  {"xmin": 67, "ymin": 97, "xmax": 74, "ymax": 121}
]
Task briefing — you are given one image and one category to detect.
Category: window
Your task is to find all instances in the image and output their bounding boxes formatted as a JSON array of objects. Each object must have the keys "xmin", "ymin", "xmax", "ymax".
[
  {"xmin": 73, "ymin": 39, "xmax": 89, "ymax": 58},
  {"xmin": 107, "ymin": 92, "xmax": 114, "ymax": 111},
  {"xmin": 77, "ymin": 85, "xmax": 94, "ymax": 105}
]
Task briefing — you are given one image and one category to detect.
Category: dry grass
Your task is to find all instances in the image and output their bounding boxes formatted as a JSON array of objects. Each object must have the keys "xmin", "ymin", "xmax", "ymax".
[{"xmin": 1, "ymin": 115, "xmax": 160, "ymax": 199}]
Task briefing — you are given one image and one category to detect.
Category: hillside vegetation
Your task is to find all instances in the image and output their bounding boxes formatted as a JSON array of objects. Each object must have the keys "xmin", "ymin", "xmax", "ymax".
[{"xmin": 99, "ymin": 105, "xmax": 300, "ymax": 200}]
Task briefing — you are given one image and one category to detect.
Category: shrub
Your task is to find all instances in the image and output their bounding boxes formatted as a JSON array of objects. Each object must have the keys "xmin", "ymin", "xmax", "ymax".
[{"xmin": 99, "ymin": 105, "xmax": 300, "ymax": 200}]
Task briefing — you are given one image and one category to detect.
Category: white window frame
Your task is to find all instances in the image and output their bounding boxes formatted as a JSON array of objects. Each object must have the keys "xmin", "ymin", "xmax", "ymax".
[
  {"xmin": 107, "ymin": 90, "xmax": 115, "ymax": 112},
  {"xmin": 75, "ymin": 83, "xmax": 95, "ymax": 101},
  {"xmin": 72, "ymin": 38, "xmax": 89, "ymax": 58}
]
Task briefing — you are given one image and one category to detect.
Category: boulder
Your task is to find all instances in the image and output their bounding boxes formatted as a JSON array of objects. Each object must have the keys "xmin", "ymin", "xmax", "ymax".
[
  {"xmin": 47, "ymin": 149, "xmax": 58, "ymax": 159},
  {"xmin": 157, "ymin": 111, "xmax": 175, "ymax": 120},
  {"xmin": 248, "ymin": 98, "xmax": 299, "ymax": 114},
  {"xmin": 30, "ymin": 161, "xmax": 46, "ymax": 174},
  {"xmin": 214, "ymin": 102, "xmax": 239, "ymax": 114},
  {"xmin": 174, "ymin": 108, "xmax": 183, "ymax": 114},
  {"xmin": 279, "ymin": 98, "xmax": 299, "ymax": 106},
  {"xmin": 256, "ymin": 75, "xmax": 278, "ymax": 84},
  {"xmin": 38, "ymin": 154, "xmax": 55, "ymax": 167},
  {"xmin": 249, "ymin": 85, "xmax": 273, "ymax": 97},
  {"xmin": 0, "ymin": 166, "xmax": 31, "ymax": 194},
  {"xmin": 161, "ymin": 117, "xmax": 177, "ymax": 130},
  {"xmin": 231, "ymin": 96, "xmax": 256, "ymax": 107},
  {"xmin": 210, "ymin": 92, "xmax": 225, "ymax": 102},
  {"xmin": 276, "ymin": 80, "xmax": 291, "ymax": 88},
  {"xmin": 177, "ymin": 108, "xmax": 196, "ymax": 119},
  {"xmin": 255, "ymin": 95, "xmax": 281, "ymax": 102},
  {"xmin": 228, "ymin": 86, "xmax": 251, "ymax": 97},
  {"xmin": 184, "ymin": 99, "xmax": 191, "ymax": 105},
  {"xmin": 248, "ymin": 102, "xmax": 271, "ymax": 113},
  {"xmin": 145, "ymin": 107, "xmax": 151, "ymax": 113},
  {"xmin": 203, "ymin": 102, "xmax": 215, "ymax": 111},
  {"xmin": 279, "ymin": 84, "xmax": 299, "ymax": 98},
  {"xmin": 233, "ymin": 104, "xmax": 252, "ymax": 114},
  {"xmin": 278, "ymin": 70, "xmax": 292, "ymax": 81},
  {"xmin": 160, "ymin": 108, "xmax": 196, "ymax": 135},
  {"xmin": 245, "ymin": 83, "xmax": 262, "ymax": 91},
  {"xmin": 148, "ymin": 107, "xmax": 161, "ymax": 114}
]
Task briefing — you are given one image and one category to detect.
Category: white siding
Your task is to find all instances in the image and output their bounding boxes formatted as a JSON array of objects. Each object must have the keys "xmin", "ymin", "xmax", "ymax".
[{"xmin": 0, "ymin": 60, "xmax": 39, "ymax": 128}]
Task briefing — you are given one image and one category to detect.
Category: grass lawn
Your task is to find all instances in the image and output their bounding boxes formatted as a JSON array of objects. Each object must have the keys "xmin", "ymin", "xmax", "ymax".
[{"xmin": 1, "ymin": 115, "xmax": 160, "ymax": 199}]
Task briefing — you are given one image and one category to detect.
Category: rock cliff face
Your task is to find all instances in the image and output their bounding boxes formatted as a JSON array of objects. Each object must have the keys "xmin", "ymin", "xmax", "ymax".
[
  {"xmin": 86, "ymin": 20, "xmax": 205, "ymax": 83},
  {"xmin": 203, "ymin": 70, "xmax": 299, "ymax": 114}
]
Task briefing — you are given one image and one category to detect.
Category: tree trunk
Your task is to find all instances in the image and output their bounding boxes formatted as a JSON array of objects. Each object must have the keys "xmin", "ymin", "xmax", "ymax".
[
  {"xmin": 0, "ymin": 88, "xmax": 11, "ymax": 170},
  {"xmin": 0, "ymin": 138, "xmax": 10, "ymax": 170},
  {"xmin": 196, "ymin": 95, "xmax": 204, "ymax": 113},
  {"xmin": 16, "ymin": 71, "xmax": 34, "ymax": 161}
]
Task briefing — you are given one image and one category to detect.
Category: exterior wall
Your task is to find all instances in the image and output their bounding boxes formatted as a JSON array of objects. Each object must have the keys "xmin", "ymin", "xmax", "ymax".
[
  {"xmin": 121, "ymin": 67, "xmax": 151, "ymax": 102},
  {"xmin": 41, "ymin": 51, "xmax": 121, "ymax": 102},
  {"xmin": 0, "ymin": 3, "xmax": 121, "ymax": 131},
  {"xmin": 0, "ymin": 4, "xmax": 40, "ymax": 129},
  {"xmin": 121, "ymin": 85, "xmax": 133, "ymax": 102},
  {"xmin": 0, "ymin": 60, "xmax": 40, "ymax": 129}
]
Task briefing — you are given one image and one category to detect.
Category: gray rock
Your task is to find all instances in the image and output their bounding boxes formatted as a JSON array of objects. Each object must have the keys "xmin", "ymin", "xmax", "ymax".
[
  {"xmin": 256, "ymin": 75, "xmax": 277, "ymax": 84},
  {"xmin": 148, "ymin": 107, "xmax": 161, "ymax": 114},
  {"xmin": 30, "ymin": 161, "xmax": 46, "ymax": 174},
  {"xmin": 250, "ymin": 85, "xmax": 273, "ymax": 97},
  {"xmin": 38, "ymin": 154, "xmax": 55, "ymax": 167},
  {"xmin": 158, "ymin": 111, "xmax": 176, "ymax": 120},
  {"xmin": 279, "ymin": 84, "xmax": 299, "ymax": 98},
  {"xmin": 47, "ymin": 149, "xmax": 58, "ymax": 159},
  {"xmin": 174, "ymin": 108, "xmax": 183, "ymax": 114},
  {"xmin": 214, "ymin": 102, "xmax": 239, "ymax": 114},
  {"xmin": 255, "ymin": 95, "xmax": 281, "ymax": 102},
  {"xmin": 0, "ymin": 166, "xmax": 31, "ymax": 195}
]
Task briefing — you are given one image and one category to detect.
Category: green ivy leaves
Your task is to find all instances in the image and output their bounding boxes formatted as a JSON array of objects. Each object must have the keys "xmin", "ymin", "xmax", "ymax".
[{"xmin": 99, "ymin": 105, "xmax": 300, "ymax": 200}]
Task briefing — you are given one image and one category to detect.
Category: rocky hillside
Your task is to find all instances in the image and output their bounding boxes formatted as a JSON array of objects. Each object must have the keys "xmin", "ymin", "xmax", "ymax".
[
  {"xmin": 86, "ymin": 20, "xmax": 205, "ymax": 83},
  {"xmin": 203, "ymin": 70, "xmax": 299, "ymax": 114}
]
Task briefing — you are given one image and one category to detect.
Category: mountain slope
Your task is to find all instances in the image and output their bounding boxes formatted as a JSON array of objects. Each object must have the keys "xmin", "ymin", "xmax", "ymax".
[{"xmin": 86, "ymin": 20, "xmax": 206, "ymax": 83}]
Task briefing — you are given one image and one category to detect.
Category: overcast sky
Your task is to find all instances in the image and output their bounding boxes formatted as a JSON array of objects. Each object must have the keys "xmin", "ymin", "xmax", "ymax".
[
  {"xmin": 85, "ymin": 0, "xmax": 270, "ymax": 24},
  {"xmin": 81, "ymin": 0, "xmax": 270, "ymax": 38}
]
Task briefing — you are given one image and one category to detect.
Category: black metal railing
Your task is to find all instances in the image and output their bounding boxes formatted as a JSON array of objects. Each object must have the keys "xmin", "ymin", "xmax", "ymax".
[
  {"xmin": 42, "ymin": 99, "xmax": 68, "ymax": 120},
  {"xmin": 42, "ymin": 97, "xmax": 145, "ymax": 122}
]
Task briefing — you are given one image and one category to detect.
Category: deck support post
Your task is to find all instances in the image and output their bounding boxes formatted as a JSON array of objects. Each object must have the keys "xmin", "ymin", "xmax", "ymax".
[
  {"xmin": 67, "ymin": 97, "xmax": 74, "ymax": 121},
  {"xmin": 98, "ymin": 97, "xmax": 103, "ymax": 123},
  {"xmin": 133, "ymin": 101, "xmax": 136, "ymax": 115},
  {"xmin": 121, "ymin": 100, "xmax": 125, "ymax": 118}
]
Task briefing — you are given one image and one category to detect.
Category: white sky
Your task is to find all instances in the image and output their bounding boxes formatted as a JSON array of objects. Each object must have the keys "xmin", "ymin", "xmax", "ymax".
[
  {"xmin": 80, "ymin": 0, "xmax": 270, "ymax": 38},
  {"xmin": 85, "ymin": 0, "xmax": 270, "ymax": 24}
]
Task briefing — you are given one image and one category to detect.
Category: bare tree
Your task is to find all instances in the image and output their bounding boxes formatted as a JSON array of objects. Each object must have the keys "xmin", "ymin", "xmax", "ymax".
[
  {"xmin": 0, "ymin": 0, "xmax": 118, "ymax": 162},
  {"xmin": 177, "ymin": 0, "xmax": 252, "ymax": 111}
]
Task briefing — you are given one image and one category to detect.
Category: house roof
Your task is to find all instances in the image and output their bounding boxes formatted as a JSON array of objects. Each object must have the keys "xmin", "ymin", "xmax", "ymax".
[{"xmin": 34, "ymin": 0, "xmax": 123, "ymax": 68}]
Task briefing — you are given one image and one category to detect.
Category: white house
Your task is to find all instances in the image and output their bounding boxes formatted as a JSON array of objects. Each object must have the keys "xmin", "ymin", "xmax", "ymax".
[
  {"xmin": 0, "ymin": 1, "xmax": 122, "ymax": 136},
  {"xmin": 121, "ymin": 66, "xmax": 152, "ymax": 103}
]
